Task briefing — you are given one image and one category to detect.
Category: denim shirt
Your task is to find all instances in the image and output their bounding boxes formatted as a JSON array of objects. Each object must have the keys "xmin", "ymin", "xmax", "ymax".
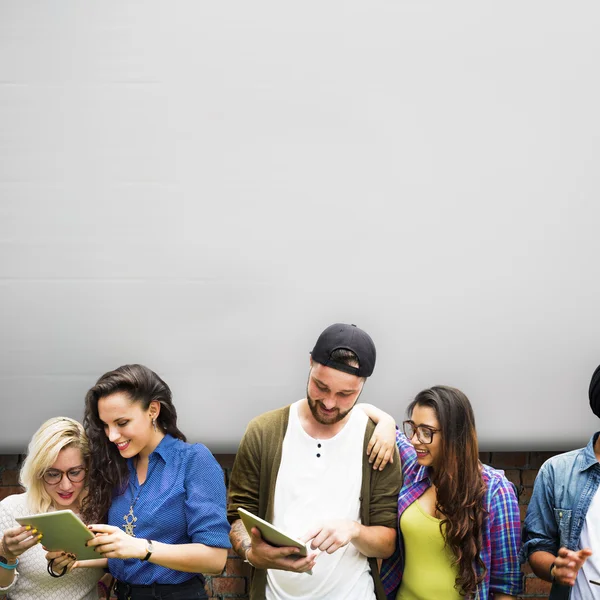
[{"xmin": 521, "ymin": 432, "xmax": 600, "ymax": 600}]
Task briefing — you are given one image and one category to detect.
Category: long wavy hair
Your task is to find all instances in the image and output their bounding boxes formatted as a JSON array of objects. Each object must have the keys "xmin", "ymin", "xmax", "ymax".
[
  {"xmin": 20, "ymin": 417, "xmax": 90, "ymax": 515},
  {"xmin": 408, "ymin": 386, "xmax": 487, "ymax": 598},
  {"xmin": 81, "ymin": 364, "xmax": 186, "ymax": 523}
]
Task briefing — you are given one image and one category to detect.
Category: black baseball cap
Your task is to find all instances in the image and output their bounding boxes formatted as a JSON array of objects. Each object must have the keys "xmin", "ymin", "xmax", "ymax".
[{"xmin": 310, "ymin": 323, "xmax": 376, "ymax": 378}]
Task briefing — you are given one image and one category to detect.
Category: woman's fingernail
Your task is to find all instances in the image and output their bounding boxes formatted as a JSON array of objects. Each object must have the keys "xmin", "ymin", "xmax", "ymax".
[{"xmin": 25, "ymin": 526, "xmax": 31, "ymax": 531}]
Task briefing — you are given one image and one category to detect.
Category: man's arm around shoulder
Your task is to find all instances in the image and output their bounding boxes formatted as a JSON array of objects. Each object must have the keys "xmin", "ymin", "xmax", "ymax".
[{"xmin": 362, "ymin": 445, "xmax": 402, "ymax": 558}]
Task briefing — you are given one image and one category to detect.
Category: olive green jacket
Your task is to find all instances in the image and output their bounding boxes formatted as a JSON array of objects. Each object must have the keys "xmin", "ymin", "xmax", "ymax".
[{"xmin": 227, "ymin": 405, "xmax": 402, "ymax": 600}]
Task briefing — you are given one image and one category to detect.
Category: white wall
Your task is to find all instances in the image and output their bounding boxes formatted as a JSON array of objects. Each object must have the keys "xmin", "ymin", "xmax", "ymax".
[{"xmin": 1, "ymin": 1, "xmax": 599, "ymax": 452}]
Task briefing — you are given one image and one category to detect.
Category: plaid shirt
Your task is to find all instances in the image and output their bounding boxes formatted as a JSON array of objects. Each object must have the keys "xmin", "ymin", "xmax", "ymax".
[{"xmin": 380, "ymin": 431, "xmax": 522, "ymax": 599}]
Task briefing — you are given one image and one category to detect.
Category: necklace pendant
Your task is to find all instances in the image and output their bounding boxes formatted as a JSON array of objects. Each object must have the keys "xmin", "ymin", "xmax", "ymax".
[{"xmin": 123, "ymin": 506, "xmax": 138, "ymax": 537}]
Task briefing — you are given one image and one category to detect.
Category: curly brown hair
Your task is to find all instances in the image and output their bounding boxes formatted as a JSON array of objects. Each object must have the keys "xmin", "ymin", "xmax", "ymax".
[
  {"xmin": 81, "ymin": 364, "xmax": 186, "ymax": 523},
  {"xmin": 408, "ymin": 386, "xmax": 487, "ymax": 598}
]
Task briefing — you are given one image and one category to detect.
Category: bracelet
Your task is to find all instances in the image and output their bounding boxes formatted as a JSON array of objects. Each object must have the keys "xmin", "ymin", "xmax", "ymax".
[
  {"xmin": 550, "ymin": 561, "xmax": 557, "ymax": 582},
  {"xmin": 97, "ymin": 580, "xmax": 109, "ymax": 599},
  {"xmin": 243, "ymin": 546, "xmax": 256, "ymax": 568},
  {"xmin": 0, "ymin": 557, "xmax": 18, "ymax": 570},
  {"xmin": 47, "ymin": 558, "xmax": 68, "ymax": 578}
]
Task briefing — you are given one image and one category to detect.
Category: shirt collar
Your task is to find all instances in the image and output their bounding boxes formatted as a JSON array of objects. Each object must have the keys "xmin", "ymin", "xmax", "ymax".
[
  {"xmin": 127, "ymin": 433, "xmax": 176, "ymax": 470},
  {"xmin": 152, "ymin": 433, "xmax": 177, "ymax": 462},
  {"xmin": 413, "ymin": 460, "xmax": 431, "ymax": 484},
  {"xmin": 579, "ymin": 432, "xmax": 600, "ymax": 472}
]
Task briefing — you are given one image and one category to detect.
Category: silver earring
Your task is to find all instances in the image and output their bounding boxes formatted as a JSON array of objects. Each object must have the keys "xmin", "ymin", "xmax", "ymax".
[{"xmin": 152, "ymin": 418, "xmax": 157, "ymax": 432}]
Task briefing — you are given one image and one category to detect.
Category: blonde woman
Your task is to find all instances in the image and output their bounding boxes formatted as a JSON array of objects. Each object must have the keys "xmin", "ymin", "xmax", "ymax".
[{"xmin": 0, "ymin": 417, "xmax": 104, "ymax": 599}]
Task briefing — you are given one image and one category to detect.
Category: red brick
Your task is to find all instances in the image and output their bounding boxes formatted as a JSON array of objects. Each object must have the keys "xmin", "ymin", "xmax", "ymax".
[
  {"xmin": 525, "ymin": 575, "xmax": 552, "ymax": 594},
  {"xmin": 0, "ymin": 469, "xmax": 20, "ymax": 486},
  {"xmin": 519, "ymin": 504, "xmax": 528, "ymax": 521},
  {"xmin": 211, "ymin": 576, "xmax": 246, "ymax": 594},
  {"xmin": 521, "ymin": 469, "xmax": 539, "ymax": 487},
  {"xmin": 225, "ymin": 557, "xmax": 252, "ymax": 577},
  {"xmin": 503, "ymin": 469, "xmax": 521, "ymax": 488},
  {"xmin": 490, "ymin": 452, "xmax": 528, "ymax": 469},
  {"xmin": 0, "ymin": 486, "xmax": 24, "ymax": 500},
  {"xmin": 530, "ymin": 451, "xmax": 560, "ymax": 469},
  {"xmin": 0, "ymin": 456, "xmax": 22, "ymax": 467},
  {"xmin": 204, "ymin": 577, "xmax": 213, "ymax": 595},
  {"xmin": 519, "ymin": 487, "xmax": 534, "ymax": 504}
]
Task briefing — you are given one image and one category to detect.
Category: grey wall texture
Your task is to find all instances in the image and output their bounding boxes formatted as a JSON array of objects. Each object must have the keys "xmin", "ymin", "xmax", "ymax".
[{"xmin": 1, "ymin": 1, "xmax": 600, "ymax": 453}]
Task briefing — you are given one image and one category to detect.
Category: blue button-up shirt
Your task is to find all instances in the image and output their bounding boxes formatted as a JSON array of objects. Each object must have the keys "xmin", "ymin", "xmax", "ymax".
[
  {"xmin": 521, "ymin": 432, "xmax": 600, "ymax": 600},
  {"xmin": 107, "ymin": 434, "xmax": 231, "ymax": 584}
]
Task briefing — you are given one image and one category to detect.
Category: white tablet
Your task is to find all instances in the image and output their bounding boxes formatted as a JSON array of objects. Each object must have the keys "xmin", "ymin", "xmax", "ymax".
[
  {"xmin": 16, "ymin": 509, "xmax": 98, "ymax": 561},
  {"xmin": 237, "ymin": 508, "xmax": 308, "ymax": 556}
]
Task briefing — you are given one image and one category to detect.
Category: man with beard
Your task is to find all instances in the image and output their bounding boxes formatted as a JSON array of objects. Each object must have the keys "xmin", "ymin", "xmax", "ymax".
[{"xmin": 227, "ymin": 323, "xmax": 401, "ymax": 600}]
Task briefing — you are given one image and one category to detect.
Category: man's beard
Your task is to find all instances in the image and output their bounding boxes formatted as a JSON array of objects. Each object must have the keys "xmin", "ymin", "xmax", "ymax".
[{"xmin": 306, "ymin": 390, "xmax": 357, "ymax": 425}]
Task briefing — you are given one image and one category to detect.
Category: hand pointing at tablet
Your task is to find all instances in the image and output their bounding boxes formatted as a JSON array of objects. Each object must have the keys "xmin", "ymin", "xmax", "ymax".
[
  {"xmin": 85, "ymin": 524, "xmax": 148, "ymax": 560},
  {"xmin": 301, "ymin": 519, "xmax": 397, "ymax": 559}
]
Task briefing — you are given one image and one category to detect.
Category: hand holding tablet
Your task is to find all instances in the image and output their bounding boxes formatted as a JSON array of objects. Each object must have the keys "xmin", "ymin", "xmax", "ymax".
[
  {"xmin": 237, "ymin": 508, "xmax": 316, "ymax": 575},
  {"xmin": 238, "ymin": 508, "xmax": 308, "ymax": 555},
  {"xmin": 15, "ymin": 509, "xmax": 98, "ymax": 561}
]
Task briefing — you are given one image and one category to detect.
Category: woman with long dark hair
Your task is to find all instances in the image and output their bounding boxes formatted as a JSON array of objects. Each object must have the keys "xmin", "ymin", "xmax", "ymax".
[
  {"xmin": 363, "ymin": 386, "xmax": 521, "ymax": 599},
  {"xmin": 70, "ymin": 364, "xmax": 229, "ymax": 600}
]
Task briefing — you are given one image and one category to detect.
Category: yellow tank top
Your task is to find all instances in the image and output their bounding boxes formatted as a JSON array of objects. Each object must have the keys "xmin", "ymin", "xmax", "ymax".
[{"xmin": 396, "ymin": 500, "xmax": 463, "ymax": 600}]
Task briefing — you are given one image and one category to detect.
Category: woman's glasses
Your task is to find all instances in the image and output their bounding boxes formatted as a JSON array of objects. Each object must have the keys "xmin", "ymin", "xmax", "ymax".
[
  {"xmin": 41, "ymin": 467, "xmax": 87, "ymax": 485},
  {"xmin": 402, "ymin": 420, "xmax": 441, "ymax": 445}
]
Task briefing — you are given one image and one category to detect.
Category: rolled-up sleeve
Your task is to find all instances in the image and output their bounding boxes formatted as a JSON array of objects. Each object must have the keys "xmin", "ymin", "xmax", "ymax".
[
  {"xmin": 489, "ymin": 476, "xmax": 522, "ymax": 596},
  {"xmin": 184, "ymin": 444, "xmax": 231, "ymax": 548},
  {"xmin": 520, "ymin": 462, "xmax": 559, "ymax": 562}
]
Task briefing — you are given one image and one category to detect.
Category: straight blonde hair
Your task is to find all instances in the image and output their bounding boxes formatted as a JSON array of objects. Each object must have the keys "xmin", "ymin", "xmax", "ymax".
[{"xmin": 20, "ymin": 417, "xmax": 90, "ymax": 515}]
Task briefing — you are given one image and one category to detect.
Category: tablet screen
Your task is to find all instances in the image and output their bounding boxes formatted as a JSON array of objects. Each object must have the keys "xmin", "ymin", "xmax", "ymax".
[
  {"xmin": 237, "ymin": 507, "xmax": 307, "ymax": 556},
  {"xmin": 15, "ymin": 509, "xmax": 97, "ymax": 561}
]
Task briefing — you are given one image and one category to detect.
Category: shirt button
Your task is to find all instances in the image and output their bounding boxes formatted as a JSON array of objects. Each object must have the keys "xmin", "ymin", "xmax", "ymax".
[
  {"xmin": 559, "ymin": 512, "xmax": 563, "ymax": 518},
  {"xmin": 317, "ymin": 443, "xmax": 322, "ymax": 448},
  {"xmin": 316, "ymin": 453, "xmax": 321, "ymax": 458}
]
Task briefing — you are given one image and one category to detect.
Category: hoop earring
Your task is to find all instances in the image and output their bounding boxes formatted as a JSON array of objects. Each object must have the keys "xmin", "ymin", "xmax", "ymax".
[{"xmin": 152, "ymin": 418, "xmax": 157, "ymax": 432}]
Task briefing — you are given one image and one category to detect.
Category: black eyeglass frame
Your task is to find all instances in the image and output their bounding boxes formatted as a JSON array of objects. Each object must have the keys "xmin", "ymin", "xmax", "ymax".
[
  {"xmin": 41, "ymin": 467, "xmax": 88, "ymax": 485},
  {"xmin": 402, "ymin": 420, "xmax": 441, "ymax": 445}
]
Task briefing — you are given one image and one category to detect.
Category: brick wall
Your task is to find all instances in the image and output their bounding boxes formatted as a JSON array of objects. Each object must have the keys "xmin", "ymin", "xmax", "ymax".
[{"xmin": 0, "ymin": 451, "xmax": 560, "ymax": 599}]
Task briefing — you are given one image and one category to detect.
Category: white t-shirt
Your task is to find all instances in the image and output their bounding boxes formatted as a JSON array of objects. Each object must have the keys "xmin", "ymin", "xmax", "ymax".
[
  {"xmin": 574, "ymin": 487, "xmax": 600, "ymax": 599},
  {"xmin": 0, "ymin": 493, "xmax": 103, "ymax": 600},
  {"xmin": 266, "ymin": 400, "xmax": 376, "ymax": 600}
]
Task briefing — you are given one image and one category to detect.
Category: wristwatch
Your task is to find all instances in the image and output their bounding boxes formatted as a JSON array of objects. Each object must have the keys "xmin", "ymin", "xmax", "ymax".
[{"xmin": 142, "ymin": 539, "xmax": 154, "ymax": 562}]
